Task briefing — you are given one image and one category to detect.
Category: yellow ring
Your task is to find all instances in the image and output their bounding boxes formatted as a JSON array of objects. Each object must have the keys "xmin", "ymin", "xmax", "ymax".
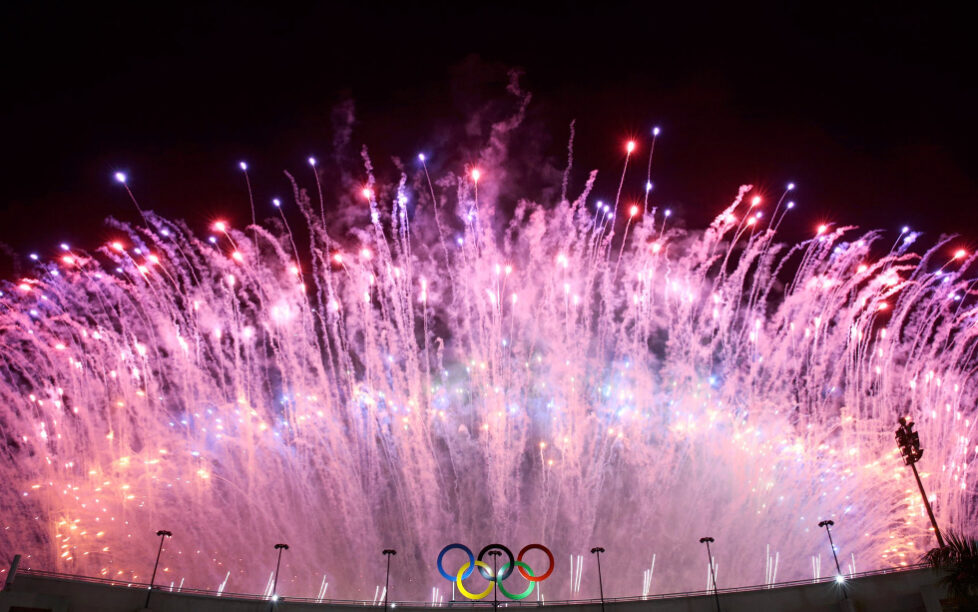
[{"xmin": 456, "ymin": 561, "xmax": 494, "ymax": 600}]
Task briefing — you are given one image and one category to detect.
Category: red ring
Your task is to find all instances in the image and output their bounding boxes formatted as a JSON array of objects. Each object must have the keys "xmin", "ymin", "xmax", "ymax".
[{"xmin": 517, "ymin": 544, "xmax": 554, "ymax": 582}]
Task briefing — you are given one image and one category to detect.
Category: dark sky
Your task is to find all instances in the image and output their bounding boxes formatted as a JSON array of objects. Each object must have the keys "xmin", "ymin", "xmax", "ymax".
[{"xmin": 2, "ymin": 2, "xmax": 976, "ymax": 267}]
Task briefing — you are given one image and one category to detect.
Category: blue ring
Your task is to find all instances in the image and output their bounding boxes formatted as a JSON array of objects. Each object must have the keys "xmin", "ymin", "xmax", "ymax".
[{"xmin": 437, "ymin": 544, "xmax": 475, "ymax": 581}]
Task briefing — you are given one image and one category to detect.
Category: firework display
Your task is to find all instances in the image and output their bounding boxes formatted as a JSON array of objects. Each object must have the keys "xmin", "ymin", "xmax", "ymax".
[{"xmin": 1, "ymin": 117, "xmax": 975, "ymax": 602}]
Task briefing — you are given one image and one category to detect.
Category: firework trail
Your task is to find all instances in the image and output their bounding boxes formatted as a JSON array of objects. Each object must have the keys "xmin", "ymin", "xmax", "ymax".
[{"xmin": 1, "ymin": 98, "xmax": 976, "ymax": 601}]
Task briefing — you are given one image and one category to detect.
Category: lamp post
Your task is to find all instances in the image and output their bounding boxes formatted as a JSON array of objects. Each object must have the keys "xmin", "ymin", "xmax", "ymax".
[
  {"xmin": 699, "ymin": 537, "xmax": 721, "ymax": 612},
  {"xmin": 818, "ymin": 520, "xmax": 848, "ymax": 599},
  {"xmin": 817, "ymin": 520, "xmax": 844, "ymax": 578},
  {"xmin": 896, "ymin": 417, "xmax": 945, "ymax": 548},
  {"xmin": 145, "ymin": 529, "xmax": 172, "ymax": 609},
  {"xmin": 488, "ymin": 550, "xmax": 502, "ymax": 610},
  {"xmin": 271, "ymin": 543, "xmax": 289, "ymax": 601},
  {"xmin": 590, "ymin": 547, "xmax": 606, "ymax": 612},
  {"xmin": 382, "ymin": 549, "xmax": 396, "ymax": 612}
]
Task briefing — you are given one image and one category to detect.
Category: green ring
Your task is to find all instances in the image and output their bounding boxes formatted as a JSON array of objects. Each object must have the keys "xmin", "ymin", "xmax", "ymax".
[{"xmin": 496, "ymin": 561, "xmax": 534, "ymax": 600}]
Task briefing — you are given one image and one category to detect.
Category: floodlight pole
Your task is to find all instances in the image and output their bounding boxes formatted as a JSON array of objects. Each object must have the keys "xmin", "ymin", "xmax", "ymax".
[
  {"xmin": 487, "ymin": 550, "xmax": 502, "ymax": 610},
  {"xmin": 818, "ymin": 520, "xmax": 848, "ymax": 599},
  {"xmin": 383, "ymin": 549, "xmax": 397, "ymax": 612},
  {"xmin": 272, "ymin": 543, "xmax": 289, "ymax": 600},
  {"xmin": 145, "ymin": 529, "xmax": 172, "ymax": 609},
  {"xmin": 818, "ymin": 520, "xmax": 843, "ymax": 577},
  {"xmin": 896, "ymin": 417, "xmax": 945, "ymax": 548},
  {"xmin": 699, "ymin": 537, "xmax": 721, "ymax": 612},
  {"xmin": 590, "ymin": 547, "xmax": 606, "ymax": 612}
]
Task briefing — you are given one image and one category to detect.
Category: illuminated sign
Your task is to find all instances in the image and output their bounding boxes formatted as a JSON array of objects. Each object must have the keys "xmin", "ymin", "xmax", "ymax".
[{"xmin": 436, "ymin": 543, "xmax": 554, "ymax": 600}]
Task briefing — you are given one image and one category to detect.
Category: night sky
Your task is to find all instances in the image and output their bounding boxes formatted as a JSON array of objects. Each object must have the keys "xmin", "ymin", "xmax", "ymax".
[{"xmin": 2, "ymin": 3, "xmax": 976, "ymax": 270}]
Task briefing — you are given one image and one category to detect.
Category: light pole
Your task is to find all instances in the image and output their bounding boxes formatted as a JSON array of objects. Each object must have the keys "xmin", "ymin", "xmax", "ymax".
[
  {"xmin": 818, "ymin": 520, "xmax": 848, "ymax": 599},
  {"xmin": 488, "ymin": 550, "xmax": 502, "ymax": 610},
  {"xmin": 145, "ymin": 529, "xmax": 172, "ymax": 609},
  {"xmin": 896, "ymin": 417, "xmax": 945, "ymax": 548},
  {"xmin": 818, "ymin": 520, "xmax": 844, "ymax": 578},
  {"xmin": 590, "ymin": 547, "xmax": 605, "ymax": 612},
  {"xmin": 271, "ymin": 543, "xmax": 289, "ymax": 601},
  {"xmin": 699, "ymin": 537, "xmax": 721, "ymax": 612},
  {"xmin": 382, "ymin": 549, "xmax": 396, "ymax": 612}
]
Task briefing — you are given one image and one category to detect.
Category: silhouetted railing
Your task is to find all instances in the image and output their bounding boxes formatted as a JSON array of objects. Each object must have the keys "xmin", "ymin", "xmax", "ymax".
[{"xmin": 15, "ymin": 563, "xmax": 930, "ymax": 607}]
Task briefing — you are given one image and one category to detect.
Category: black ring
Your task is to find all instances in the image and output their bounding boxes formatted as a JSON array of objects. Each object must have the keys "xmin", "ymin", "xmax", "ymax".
[{"xmin": 476, "ymin": 543, "xmax": 515, "ymax": 581}]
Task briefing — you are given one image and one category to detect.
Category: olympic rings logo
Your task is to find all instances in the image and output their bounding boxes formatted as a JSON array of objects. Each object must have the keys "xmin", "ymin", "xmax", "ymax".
[{"xmin": 436, "ymin": 543, "xmax": 554, "ymax": 600}]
